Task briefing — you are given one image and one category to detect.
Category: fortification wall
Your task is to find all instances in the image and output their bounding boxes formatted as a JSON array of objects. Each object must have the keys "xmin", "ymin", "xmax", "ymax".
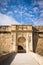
[
  {"xmin": 0, "ymin": 25, "xmax": 43, "ymax": 56},
  {"xmin": 0, "ymin": 26, "xmax": 13, "ymax": 54},
  {"xmin": 33, "ymin": 26, "xmax": 43, "ymax": 55}
]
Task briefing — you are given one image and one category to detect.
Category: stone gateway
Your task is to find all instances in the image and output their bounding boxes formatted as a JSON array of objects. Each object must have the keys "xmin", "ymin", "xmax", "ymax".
[{"xmin": 0, "ymin": 25, "xmax": 43, "ymax": 55}]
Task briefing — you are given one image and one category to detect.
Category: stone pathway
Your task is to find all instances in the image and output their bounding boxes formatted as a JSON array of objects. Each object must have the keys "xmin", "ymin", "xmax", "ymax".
[
  {"xmin": 30, "ymin": 52, "xmax": 43, "ymax": 65},
  {"xmin": 10, "ymin": 52, "xmax": 43, "ymax": 65},
  {"xmin": 0, "ymin": 52, "xmax": 43, "ymax": 65}
]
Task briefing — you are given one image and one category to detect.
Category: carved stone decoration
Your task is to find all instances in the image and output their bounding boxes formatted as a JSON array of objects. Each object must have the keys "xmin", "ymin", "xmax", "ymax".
[
  {"xmin": 18, "ymin": 37, "xmax": 26, "ymax": 43},
  {"xmin": 0, "ymin": 25, "xmax": 33, "ymax": 54}
]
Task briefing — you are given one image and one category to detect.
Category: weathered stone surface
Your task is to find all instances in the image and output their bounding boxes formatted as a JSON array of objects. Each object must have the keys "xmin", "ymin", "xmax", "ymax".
[{"xmin": 0, "ymin": 25, "xmax": 43, "ymax": 56}]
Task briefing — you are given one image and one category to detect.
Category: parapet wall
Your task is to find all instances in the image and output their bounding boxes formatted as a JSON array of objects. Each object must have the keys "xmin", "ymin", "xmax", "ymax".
[
  {"xmin": 0, "ymin": 26, "xmax": 11, "ymax": 32},
  {"xmin": 11, "ymin": 25, "xmax": 32, "ymax": 32},
  {"xmin": 34, "ymin": 26, "xmax": 43, "ymax": 32}
]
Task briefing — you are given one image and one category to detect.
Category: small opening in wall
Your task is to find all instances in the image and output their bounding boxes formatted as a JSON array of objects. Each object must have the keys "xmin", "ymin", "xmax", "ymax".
[{"xmin": 18, "ymin": 45, "xmax": 26, "ymax": 53}]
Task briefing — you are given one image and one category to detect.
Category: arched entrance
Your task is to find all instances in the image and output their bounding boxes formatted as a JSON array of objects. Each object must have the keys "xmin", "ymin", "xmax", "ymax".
[
  {"xmin": 18, "ymin": 45, "xmax": 26, "ymax": 53},
  {"xmin": 18, "ymin": 37, "xmax": 26, "ymax": 53}
]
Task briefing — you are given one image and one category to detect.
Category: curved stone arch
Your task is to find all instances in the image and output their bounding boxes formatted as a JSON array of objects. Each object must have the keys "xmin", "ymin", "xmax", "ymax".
[
  {"xmin": 18, "ymin": 45, "xmax": 26, "ymax": 53},
  {"xmin": 18, "ymin": 45, "xmax": 23, "ymax": 50},
  {"xmin": 17, "ymin": 36, "xmax": 26, "ymax": 50},
  {"xmin": 17, "ymin": 32, "xmax": 27, "ymax": 39},
  {"xmin": 18, "ymin": 44, "xmax": 25, "ymax": 50}
]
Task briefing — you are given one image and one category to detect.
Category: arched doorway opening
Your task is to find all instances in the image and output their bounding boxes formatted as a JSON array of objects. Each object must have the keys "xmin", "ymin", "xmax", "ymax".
[
  {"xmin": 18, "ymin": 37, "xmax": 26, "ymax": 53},
  {"xmin": 18, "ymin": 45, "xmax": 26, "ymax": 53}
]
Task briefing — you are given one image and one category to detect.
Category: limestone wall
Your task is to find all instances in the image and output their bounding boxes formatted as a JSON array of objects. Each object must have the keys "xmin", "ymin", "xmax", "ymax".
[
  {"xmin": 0, "ymin": 32, "xmax": 13, "ymax": 54},
  {"xmin": 0, "ymin": 25, "xmax": 43, "ymax": 55},
  {"xmin": 33, "ymin": 27, "xmax": 43, "ymax": 56},
  {"xmin": 0, "ymin": 26, "xmax": 13, "ymax": 54},
  {"xmin": 36, "ymin": 33, "xmax": 43, "ymax": 56},
  {"xmin": 0, "ymin": 26, "xmax": 11, "ymax": 32},
  {"xmin": 11, "ymin": 25, "xmax": 32, "ymax": 31},
  {"xmin": 11, "ymin": 25, "xmax": 33, "ymax": 53}
]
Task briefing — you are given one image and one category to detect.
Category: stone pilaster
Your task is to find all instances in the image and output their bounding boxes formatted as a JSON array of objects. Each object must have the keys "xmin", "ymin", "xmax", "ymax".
[
  {"xmin": 29, "ymin": 33, "xmax": 33, "ymax": 52},
  {"xmin": 26, "ymin": 33, "xmax": 29, "ymax": 53}
]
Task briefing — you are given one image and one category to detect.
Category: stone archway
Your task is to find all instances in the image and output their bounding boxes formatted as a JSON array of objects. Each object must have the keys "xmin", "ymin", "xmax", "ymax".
[
  {"xmin": 18, "ymin": 37, "xmax": 26, "ymax": 53},
  {"xmin": 18, "ymin": 45, "xmax": 26, "ymax": 53}
]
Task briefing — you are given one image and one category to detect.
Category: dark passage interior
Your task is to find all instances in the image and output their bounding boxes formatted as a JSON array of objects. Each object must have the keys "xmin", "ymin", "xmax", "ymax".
[{"xmin": 18, "ymin": 45, "xmax": 26, "ymax": 53}]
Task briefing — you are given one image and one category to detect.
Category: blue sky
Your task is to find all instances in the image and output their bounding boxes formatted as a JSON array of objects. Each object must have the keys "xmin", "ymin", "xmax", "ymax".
[{"xmin": 0, "ymin": 0, "xmax": 43, "ymax": 26}]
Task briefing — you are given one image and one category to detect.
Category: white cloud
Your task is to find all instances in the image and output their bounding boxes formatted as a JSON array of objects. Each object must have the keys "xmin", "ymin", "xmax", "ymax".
[
  {"xmin": 32, "ymin": 0, "xmax": 37, "ymax": 6},
  {"xmin": 31, "ymin": 0, "xmax": 43, "ymax": 26},
  {"xmin": 32, "ymin": 0, "xmax": 43, "ymax": 9},
  {"xmin": 40, "ymin": 10, "xmax": 43, "ymax": 13},
  {"xmin": 3, "ymin": 8, "xmax": 7, "ymax": 11},
  {"xmin": 14, "ymin": 10, "xmax": 17, "ymax": 13},
  {"xmin": 40, "ymin": 13, "xmax": 43, "ymax": 17},
  {"xmin": 24, "ymin": 7, "xmax": 28, "ymax": 11},
  {"xmin": 33, "ymin": 7, "xmax": 39, "ymax": 13},
  {"xmin": 0, "ymin": 0, "xmax": 9, "ymax": 7},
  {"xmin": 24, "ymin": 13, "xmax": 33, "ymax": 17},
  {"xmin": 38, "ymin": 0, "xmax": 43, "ymax": 9},
  {"xmin": 1, "ymin": 8, "xmax": 7, "ymax": 12},
  {"xmin": 7, "ymin": 11, "xmax": 13, "ymax": 16},
  {"xmin": 18, "ymin": 11, "xmax": 24, "ymax": 16},
  {"xmin": 38, "ymin": 9, "xmax": 43, "ymax": 18},
  {"xmin": 2, "ymin": 2, "xmax": 7, "ymax": 6},
  {"xmin": 33, "ymin": 18, "xmax": 43, "ymax": 26},
  {"xmin": 0, "ymin": 13, "xmax": 20, "ymax": 25}
]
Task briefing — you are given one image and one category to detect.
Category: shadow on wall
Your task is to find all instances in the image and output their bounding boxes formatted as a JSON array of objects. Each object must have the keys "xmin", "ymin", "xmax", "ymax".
[
  {"xmin": 0, "ymin": 52, "xmax": 17, "ymax": 65},
  {"xmin": 33, "ymin": 27, "xmax": 39, "ymax": 53}
]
